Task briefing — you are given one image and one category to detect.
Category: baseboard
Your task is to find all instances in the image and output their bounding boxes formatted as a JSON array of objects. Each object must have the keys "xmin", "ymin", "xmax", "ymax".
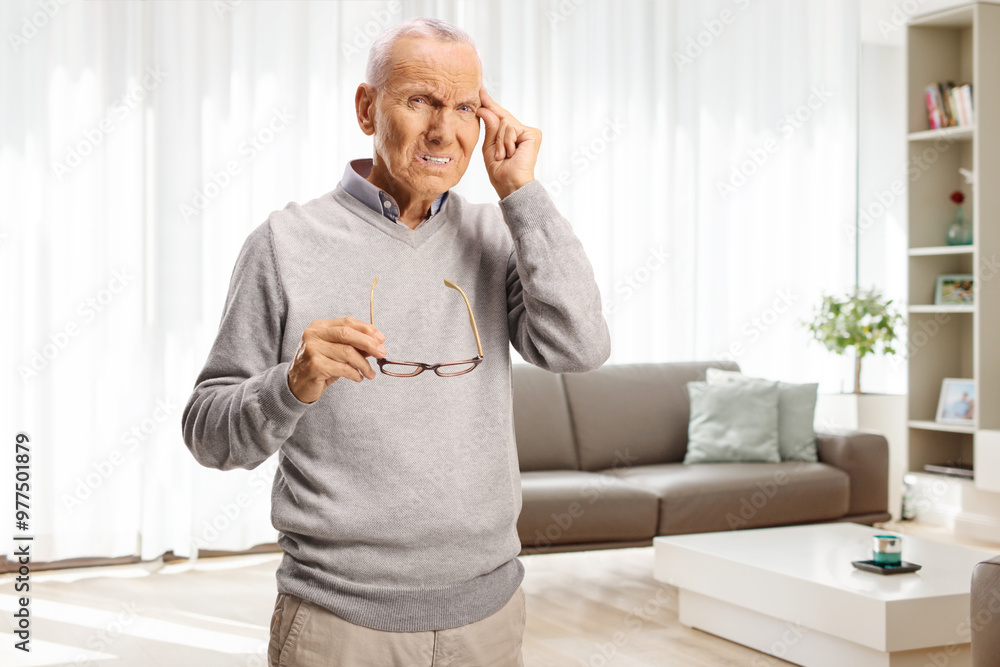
[{"xmin": 907, "ymin": 472, "xmax": 1000, "ymax": 544}]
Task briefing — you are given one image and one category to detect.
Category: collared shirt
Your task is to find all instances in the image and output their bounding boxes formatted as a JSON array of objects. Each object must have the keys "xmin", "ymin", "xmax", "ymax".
[{"xmin": 341, "ymin": 158, "xmax": 449, "ymax": 230}]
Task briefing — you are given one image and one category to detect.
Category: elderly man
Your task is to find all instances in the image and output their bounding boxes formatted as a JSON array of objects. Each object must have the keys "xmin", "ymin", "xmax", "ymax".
[{"xmin": 182, "ymin": 16, "xmax": 609, "ymax": 667}]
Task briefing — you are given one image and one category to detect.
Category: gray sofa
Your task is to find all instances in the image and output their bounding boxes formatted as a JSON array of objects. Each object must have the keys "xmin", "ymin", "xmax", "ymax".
[
  {"xmin": 513, "ymin": 361, "xmax": 891, "ymax": 554},
  {"xmin": 971, "ymin": 555, "xmax": 1000, "ymax": 665}
]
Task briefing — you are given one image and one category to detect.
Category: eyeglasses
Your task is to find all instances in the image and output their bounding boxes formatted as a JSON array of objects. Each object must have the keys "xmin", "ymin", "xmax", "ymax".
[{"xmin": 369, "ymin": 277, "xmax": 484, "ymax": 377}]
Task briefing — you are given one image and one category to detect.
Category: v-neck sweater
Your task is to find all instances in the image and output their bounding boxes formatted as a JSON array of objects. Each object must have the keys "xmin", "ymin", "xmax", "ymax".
[{"xmin": 182, "ymin": 179, "xmax": 610, "ymax": 632}]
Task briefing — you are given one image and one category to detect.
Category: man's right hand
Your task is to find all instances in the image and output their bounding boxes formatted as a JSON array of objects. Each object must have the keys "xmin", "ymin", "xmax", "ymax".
[{"xmin": 287, "ymin": 317, "xmax": 387, "ymax": 404}]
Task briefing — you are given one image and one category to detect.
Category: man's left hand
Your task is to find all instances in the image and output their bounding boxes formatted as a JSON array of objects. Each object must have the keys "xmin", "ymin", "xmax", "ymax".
[{"xmin": 477, "ymin": 88, "xmax": 541, "ymax": 200}]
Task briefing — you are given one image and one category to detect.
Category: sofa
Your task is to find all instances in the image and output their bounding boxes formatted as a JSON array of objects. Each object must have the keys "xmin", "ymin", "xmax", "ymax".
[
  {"xmin": 971, "ymin": 555, "xmax": 1000, "ymax": 665},
  {"xmin": 513, "ymin": 361, "xmax": 891, "ymax": 554}
]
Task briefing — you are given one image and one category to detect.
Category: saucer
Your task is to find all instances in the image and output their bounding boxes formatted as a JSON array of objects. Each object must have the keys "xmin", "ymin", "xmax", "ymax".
[{"xmin": 851, "ymin": 559, "xmax": 922, "ymax": 575}]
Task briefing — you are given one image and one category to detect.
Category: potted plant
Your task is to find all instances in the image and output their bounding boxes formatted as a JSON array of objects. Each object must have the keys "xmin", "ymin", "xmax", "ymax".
[
  {"xmin": 806, "ymin": 287, "xmax": 908, "ymax": 520},
  {"xmin": 805, "ymin": 287, "xmax": 904, "ymax": 394}
]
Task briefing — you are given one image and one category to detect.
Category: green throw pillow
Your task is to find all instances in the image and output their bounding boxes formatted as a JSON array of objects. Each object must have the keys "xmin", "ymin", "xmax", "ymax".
[
  {"xmin": 684, "ymin": 381, "xmax": 781, "ymax": 464},
  {"xmin": 706, "ymin": 368, "xmax": 819, "ymax": 462}
]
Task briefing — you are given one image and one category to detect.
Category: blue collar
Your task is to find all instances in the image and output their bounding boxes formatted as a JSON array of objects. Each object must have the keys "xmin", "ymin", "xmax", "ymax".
[{"xmin": 341, "ymin": 159, "xmax": 448, "ymax": 229}]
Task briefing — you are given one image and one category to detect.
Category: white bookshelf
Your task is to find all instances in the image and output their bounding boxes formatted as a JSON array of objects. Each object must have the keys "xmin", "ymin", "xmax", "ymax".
[
  {"xmin": 907, "ymin": 245, "xmax": 973, "ymax": 256},
  {"xmin": 908, "ymin": 304, "xmax": 974, "ymax": 314},
  {"xmin": 907, "ymin": 126, "xmax": 976, "ymax": 141},
  {"xmin": 906, "ymin": 3, "xmax": 1000, "ymax": 512},
  {"xmin": 908, "ymin": 419, "xmax": 976, "ymax": 435}
]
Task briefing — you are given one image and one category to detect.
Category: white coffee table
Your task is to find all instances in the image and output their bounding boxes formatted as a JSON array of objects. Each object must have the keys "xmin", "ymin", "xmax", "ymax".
[{"xmin": 653, "ymin": 523, "xmax": 995, "ymax": 667}]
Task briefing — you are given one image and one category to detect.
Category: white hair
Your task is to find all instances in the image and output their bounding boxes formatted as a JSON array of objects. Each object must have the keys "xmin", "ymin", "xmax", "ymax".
[{"xmin": 365, "ymin": 17, "xmax": 482, "ymax": 90}]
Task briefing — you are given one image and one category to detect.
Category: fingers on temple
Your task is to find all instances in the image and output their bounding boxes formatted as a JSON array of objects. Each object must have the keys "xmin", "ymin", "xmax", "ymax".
[
  {"xmin": 478, "ymin": 106, "xmax": 501, "ymax": 147},
  {"xmin": 479, "ymin": 87, "xmax": 499, "ymax": 112}
]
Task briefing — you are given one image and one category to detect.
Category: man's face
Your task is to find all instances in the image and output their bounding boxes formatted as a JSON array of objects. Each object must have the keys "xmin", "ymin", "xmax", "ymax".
[{"xmin": 362, "ymin": 37, "xmax": 482, "ymax": 204}]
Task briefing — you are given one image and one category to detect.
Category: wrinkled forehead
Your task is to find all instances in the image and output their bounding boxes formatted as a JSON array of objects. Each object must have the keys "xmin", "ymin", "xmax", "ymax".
[{"xmin": 385, "ymin": 37, "xmax": 482, "ymax": 97}]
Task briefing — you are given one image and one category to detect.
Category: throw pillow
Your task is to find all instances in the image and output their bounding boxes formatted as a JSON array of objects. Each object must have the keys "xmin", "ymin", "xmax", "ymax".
[
  {"xmin": 684, "ymin": 381, "xmax": 781, "ymax": 464},
  {"xmin": 706, "ymin": 368, "xmax": 819, "ymax": 462}
]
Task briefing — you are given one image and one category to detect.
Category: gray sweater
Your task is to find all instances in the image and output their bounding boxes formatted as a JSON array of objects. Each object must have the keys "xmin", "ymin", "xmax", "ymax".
[{"xmin": 182, "ymin": 180, "xmax": 610, "ymax": 632}]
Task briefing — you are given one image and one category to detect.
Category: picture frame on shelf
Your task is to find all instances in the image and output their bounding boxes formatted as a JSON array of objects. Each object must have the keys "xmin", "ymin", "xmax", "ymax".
[
  {"xmin": 934, "ymin": 274, "xmax": 974, "ymax": 305},
  {"xmin": 935, "ymin": 378, "xmax": 976, "ymax": 424}
]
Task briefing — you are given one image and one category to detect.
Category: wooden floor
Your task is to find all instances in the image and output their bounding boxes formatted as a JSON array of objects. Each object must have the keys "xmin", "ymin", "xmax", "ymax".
[
  {"xmin": 518, "ymin": 547, "xmax": 793, "ymax": 666},
  {"xmin": 1, "ymin": 522, "xmax": 996, "ymax": 666}
]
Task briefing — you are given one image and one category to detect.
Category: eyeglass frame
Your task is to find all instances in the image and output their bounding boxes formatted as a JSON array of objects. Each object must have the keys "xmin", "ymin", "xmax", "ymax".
[{"xmin": 369, "ymin": 277, "xmax": 484, "ymax": 377}]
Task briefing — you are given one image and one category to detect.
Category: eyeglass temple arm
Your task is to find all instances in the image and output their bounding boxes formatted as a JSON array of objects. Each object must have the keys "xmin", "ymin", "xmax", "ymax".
[
  {"xmin": 371, "ymin": 277, "xmax": 483, "ymax": 360},
  {"xmin": 444, "ymin": 279, "xmax": 484, "ymax": 359}
]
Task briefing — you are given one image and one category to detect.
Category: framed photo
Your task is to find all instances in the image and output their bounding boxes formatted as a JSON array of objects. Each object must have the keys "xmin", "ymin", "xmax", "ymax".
[
  {"xmin": 935, "ymin": 378, "xmax": 976, "ymax": 424},
  {"xmin": 935, "ymin": 274, "xmax": 974, "ymax": 305}
]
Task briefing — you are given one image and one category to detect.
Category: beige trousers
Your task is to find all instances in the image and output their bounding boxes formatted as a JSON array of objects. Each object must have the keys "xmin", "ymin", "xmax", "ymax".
[{"xmin": 268, "ymin": 588, "xmax": 526, "ymax": 667}]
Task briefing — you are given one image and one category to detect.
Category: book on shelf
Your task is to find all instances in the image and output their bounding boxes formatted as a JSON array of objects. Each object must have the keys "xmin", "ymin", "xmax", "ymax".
[{"xmin": 925, "ymin": 82, "xmax": 975, "ymax": 129}]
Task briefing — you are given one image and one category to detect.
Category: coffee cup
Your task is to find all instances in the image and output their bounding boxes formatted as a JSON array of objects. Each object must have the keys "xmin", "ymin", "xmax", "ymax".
[{"xmin": 873, "ymin": 535, "xmax": 902, "ymax": 565}]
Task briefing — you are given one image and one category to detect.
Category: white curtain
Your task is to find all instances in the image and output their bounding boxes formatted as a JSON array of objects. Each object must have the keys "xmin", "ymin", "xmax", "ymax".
[{"xmin": 2, "ymin": 0, "xmax": 859, "ymax": 562}]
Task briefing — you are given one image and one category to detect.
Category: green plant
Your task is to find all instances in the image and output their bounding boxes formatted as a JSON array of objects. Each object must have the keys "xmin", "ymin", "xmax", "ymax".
[{"xmin": 805, "ymin": 288, "xmax": 903, "ymax": 394}]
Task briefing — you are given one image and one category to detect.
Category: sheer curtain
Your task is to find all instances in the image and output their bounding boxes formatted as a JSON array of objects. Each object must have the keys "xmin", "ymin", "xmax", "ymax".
[{"xmin": 2, "ymin": 0, "xmax": 859, "ymax": 562}]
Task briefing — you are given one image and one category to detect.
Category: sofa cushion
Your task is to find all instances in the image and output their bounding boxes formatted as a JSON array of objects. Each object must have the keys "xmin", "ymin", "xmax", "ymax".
[
  {"xmin": 684, "ymin": 381, "xmax": 781, "ymax": 463},
  {"xmin": 605, "ymin": 462, "xmax": 849, "ymax": 535},
  {"xmin": 512, "ymin": 364, "xmax": 579, "ymax": 471},
  {"xmin": 706, "ymin": 368, "xmax": 819, "ymax": 462},
  {"xmin": 562, "ymin": 361, "xmax": 739, "ymax": 471},
  {"xmin": 518, "ymin": 470, "xmax": 660, "ymax": 549}
]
